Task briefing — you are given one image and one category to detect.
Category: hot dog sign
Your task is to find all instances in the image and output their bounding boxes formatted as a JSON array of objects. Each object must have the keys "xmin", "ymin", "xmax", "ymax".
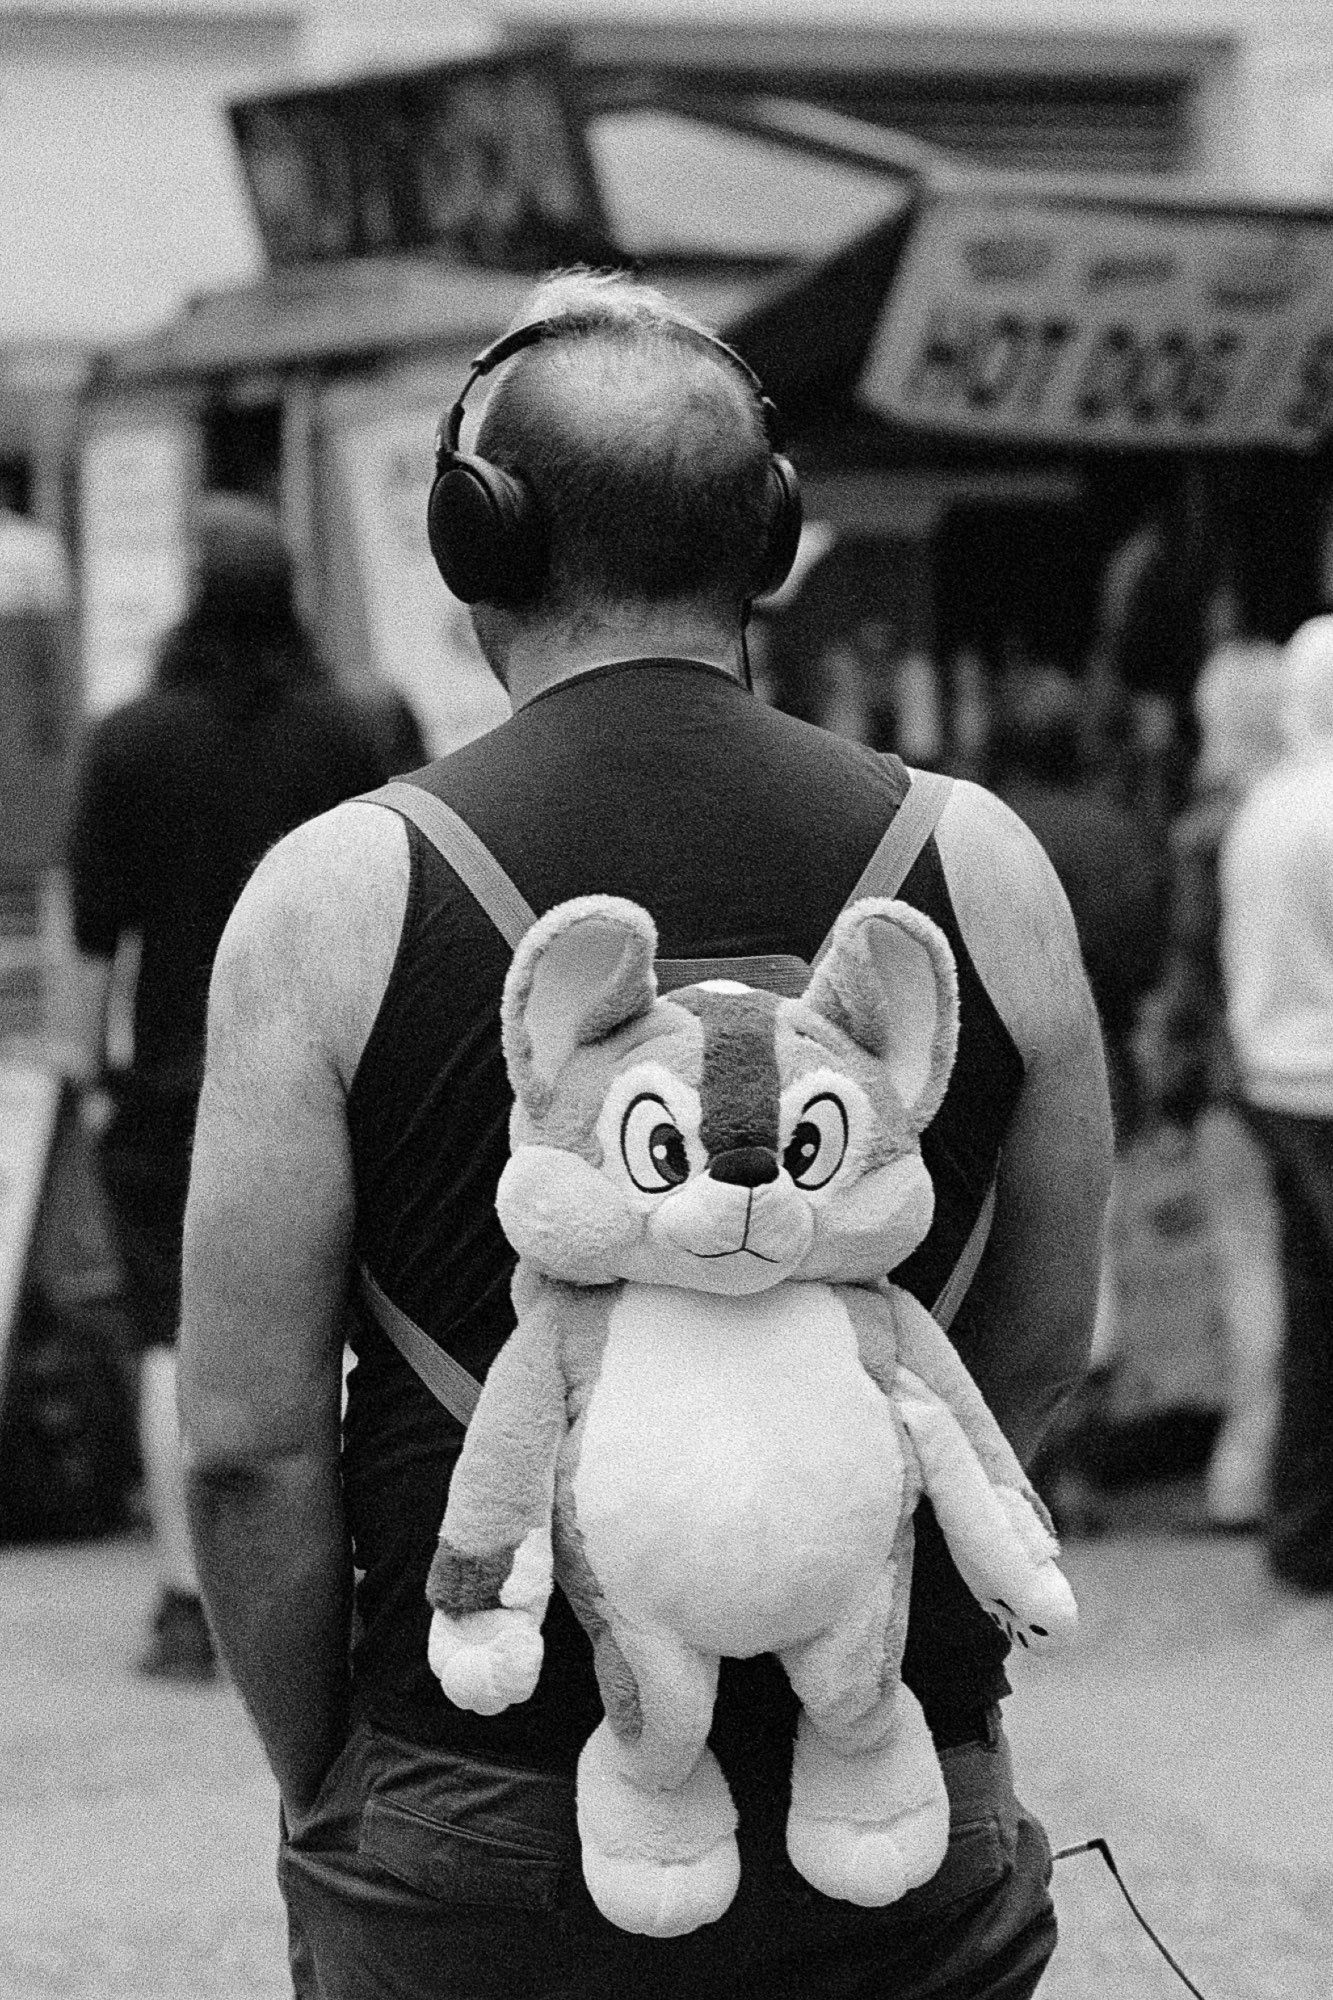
[{"xmin": 863, "ymin": 184, "xmax": 1333, "ymax": 449}]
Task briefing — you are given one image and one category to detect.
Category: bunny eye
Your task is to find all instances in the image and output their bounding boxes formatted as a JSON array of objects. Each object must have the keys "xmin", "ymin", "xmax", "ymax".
[
  {"xmin": 783, "ymin": 1093, "xmax": 849, "ymax": 1189},
  {"xmin": 621, "ymin": 1094, "xmax": 691, "ymax": 1193}
]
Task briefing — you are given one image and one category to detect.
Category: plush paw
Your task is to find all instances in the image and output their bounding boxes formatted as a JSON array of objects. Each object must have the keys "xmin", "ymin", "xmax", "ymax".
[
  {"xmin": 996, "ymin": 1486, "xmax": 1060, "ymax": 1564},
  {"xmin": 979, "ymin": 1535, "xmax": 1077, "ymax": 1654},
  {"xmin": 428, "ymin": 1606, "xmax": 543, "ymax": 1715}
]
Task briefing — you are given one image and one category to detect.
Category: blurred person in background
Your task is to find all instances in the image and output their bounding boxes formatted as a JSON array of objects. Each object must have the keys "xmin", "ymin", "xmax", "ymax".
[
  {"xmin": 990, "ymin": 669, "xmax": 1167, "ymax": 1526},
  {"xmin": 1140, "ymin": 606, "xmax": 1287, "ymax": 1528},
  {"xmin": 1221, "ymin": 615, "xmax": 1333, "ymax": 1592},
  {"xmin": 65, "ymin": 492, "xmax": 419, "ymax": 1681},
  {"xmin": 0, "ymin": 466, "xmax": 71, "ymax": 865},
  {"xmin": 764, "ymin": 536, "xmax": 943, "ymax": 763},
  {"xmin": 990, "ymin": 667, "xmax": 1166, "ymax": 1146}
]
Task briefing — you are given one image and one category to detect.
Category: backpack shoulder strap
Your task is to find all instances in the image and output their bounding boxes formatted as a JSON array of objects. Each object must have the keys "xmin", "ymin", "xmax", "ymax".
[
  {"xmin": 815, "ymin": 767, "xmax": 955, "ymax": 964},
  {"xmin": 928, "ymin": 1175, "xmax": 997, "ymax": 1332},
  {"xmin": 363, "ymin": 783, "xmax": 816, "ymax": 999},
  {"xmin": 354, "ymin": 764, "xmax": 982, "ymax": 1417},
  {"xmin": 357, "ymin": 1261, "xmax": 481, "ymax": 1425},
  {"xmin": 360, "ymin": 779, "xmax": 537, "ymax": 951},
  {"xmin": 358, "ymin": 1171, "xmax": 997, "ymax": 1431}
]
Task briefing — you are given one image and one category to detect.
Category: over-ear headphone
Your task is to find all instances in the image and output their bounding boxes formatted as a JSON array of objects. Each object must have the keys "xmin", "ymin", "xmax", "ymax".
[{"xmin": 426, "ymin": 317, "xmax": 803, "ymax": 609}]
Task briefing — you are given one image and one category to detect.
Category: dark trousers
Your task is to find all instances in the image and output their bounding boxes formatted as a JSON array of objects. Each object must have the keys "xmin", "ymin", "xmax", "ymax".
[
  {"xmin": 98, "ymin": 1082, "xmax": 195, "ymax": 1351},
  {"xmin": 279, "ymin": 1716, "xmax": 1056, "ymax": 2000},
  {"xmin": 1249, "ymin": 1106, "xmax": 1333, "ymax": 1589}
]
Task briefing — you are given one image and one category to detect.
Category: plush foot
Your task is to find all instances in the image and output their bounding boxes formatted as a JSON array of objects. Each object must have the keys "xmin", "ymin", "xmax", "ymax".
[
  {"xmin": 788, "ymin": 1793, "xmax": 948, "ymax": 1906},
  {"xmin": 577, "ymin": 1720, "xmax": 740, "ymax": 1937},
  {"xmin": 786, "ymin": 1689, "xmax": 949, "ymax": 1907},
  {"xmin": 582, "ymin": 1843, "xmax": 741, "ymax": 1939}
]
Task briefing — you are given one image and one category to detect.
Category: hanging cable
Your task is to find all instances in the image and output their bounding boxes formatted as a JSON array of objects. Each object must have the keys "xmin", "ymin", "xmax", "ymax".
[{"xmin": 1053, "ymin": 1838, "xmax": 1208, "ymax": 1998}]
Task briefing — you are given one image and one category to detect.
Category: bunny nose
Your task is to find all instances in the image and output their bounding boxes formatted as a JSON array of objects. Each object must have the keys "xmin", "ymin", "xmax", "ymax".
[{"xmin": 708, "ymin": 1146, "xmax": 780, "ymax": 1188}]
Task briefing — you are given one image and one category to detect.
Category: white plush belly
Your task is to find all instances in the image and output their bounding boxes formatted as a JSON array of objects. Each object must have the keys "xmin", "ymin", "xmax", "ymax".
[{"xmin": 570, "ymin": 1284, "xmax": 904, "ymax": 1655}]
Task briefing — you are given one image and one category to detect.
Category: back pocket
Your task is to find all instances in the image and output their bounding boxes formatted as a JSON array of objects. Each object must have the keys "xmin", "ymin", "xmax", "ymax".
[
  {"xmin": 358, "ymin": 1739, "xmax": 578, "ymax": 1913},
  {"xmin": 895, "ymin": 1813, "xmax": 1012, "ymax": 1920}
]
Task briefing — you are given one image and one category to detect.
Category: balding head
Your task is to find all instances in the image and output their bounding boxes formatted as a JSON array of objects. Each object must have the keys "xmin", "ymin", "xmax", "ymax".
[
  {"xmin": 1284, "ymin": 615, "xmax": 1333, "ymax": 749},
  {"xmin": 472, "ymin": 272, "xmax": 776, "ymax": 626}
]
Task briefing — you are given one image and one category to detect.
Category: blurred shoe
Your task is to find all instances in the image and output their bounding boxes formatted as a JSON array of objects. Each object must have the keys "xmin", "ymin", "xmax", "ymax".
[
  {"xmin": 1204, "ymin": 1411, "xmax": 1270, "ymax": 1531},
  {"xmin": 1269, "ymin": 1547, "xmax": 1333, "ymax": 1594},
  {"xmin": 138, "ymin": 1587, "xmax": 218, "ymax": 1683},
  {"xmin": 1043, "ymin": 1467, "xmax": 1108, "ymax": 1539}
]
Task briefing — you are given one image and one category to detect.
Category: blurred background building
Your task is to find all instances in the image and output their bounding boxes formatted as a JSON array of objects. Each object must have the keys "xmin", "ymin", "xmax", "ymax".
[
  {"xmin": 0, "ymin": 5, "xmax": 1327, "ymax": 1052},
  {"xmin": 6, "ymin": 1, "xmax": 1333, "ymax": 362}
]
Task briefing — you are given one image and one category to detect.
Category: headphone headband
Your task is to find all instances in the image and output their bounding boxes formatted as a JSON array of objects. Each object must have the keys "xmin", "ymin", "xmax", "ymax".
[
  {"xmin": 428, "ymin": 312, "xmax": 801, "ymax": 607},
  {"xmin": 441, "ymin": 317, "xmax": 786, "ymax": 457}
]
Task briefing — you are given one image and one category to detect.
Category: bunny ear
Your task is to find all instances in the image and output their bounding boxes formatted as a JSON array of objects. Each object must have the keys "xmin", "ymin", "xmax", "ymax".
[
  {"xmin": 803, "ymin": 899, "xmax": 958, "ymax": 1129},
  {"xmin": 502, "ymin": 896, "xmax": 659, "ymax": 1112}
]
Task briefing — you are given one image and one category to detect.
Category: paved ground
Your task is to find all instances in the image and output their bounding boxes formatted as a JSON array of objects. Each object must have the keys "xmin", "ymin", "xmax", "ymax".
[
  {"xmin": 2, "ymin": 1498, "xmax": 1330, "ymax": 2000},
  {"xmin": 1005, "ymin": 1521, "xmax": 1333, "ymax": 2000}
]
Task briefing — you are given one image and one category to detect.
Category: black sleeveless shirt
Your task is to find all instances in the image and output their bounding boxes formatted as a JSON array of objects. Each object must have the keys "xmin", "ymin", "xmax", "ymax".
[{"xmin": 344, "ymin": 659, "xmax": 1024, "ymax": 1770}]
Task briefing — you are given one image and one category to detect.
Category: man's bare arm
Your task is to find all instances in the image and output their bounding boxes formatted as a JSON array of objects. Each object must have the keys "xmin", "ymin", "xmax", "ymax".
[
  {"xmin": 935, "ymin": 781, "xmax": 1113, "ymax": 1464},
  {"xmin": 178, "ymin": 805, "xmax": 406, "ymax": 1817}
]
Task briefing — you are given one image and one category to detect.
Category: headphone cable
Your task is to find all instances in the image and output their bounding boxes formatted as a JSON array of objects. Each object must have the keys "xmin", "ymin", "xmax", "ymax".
[{"xmin": 1053, "ymin": 1838, "xmax": 1208, "ymax": 1997}]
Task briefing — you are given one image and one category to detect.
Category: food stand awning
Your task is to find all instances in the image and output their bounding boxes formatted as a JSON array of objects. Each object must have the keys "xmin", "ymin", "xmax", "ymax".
[
  {"xmin": 92, "ymin": 257, "xmax": 787, "ymax": 392},
  {"xmin": 94, "ymin": 261, "xmax": 554, "ymax": 390}
]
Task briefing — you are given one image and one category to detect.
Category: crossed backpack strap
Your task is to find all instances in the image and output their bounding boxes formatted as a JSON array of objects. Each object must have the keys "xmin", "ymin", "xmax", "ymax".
[
  {"xmin": 362, "ymin": 766, "xmax": 955, "ymax": 985},
  {"xmin": 362, "ymin": 779, "xmax": 537, "ymax": 949},
  {"xmin": 931, "ymin": 1180, "xmax": 996, "ymax": 1332},
  {"xmin": 354, "ymin": 766, "xmax": 989, "ymax": 1417},
  {"xmin": 807, "ymin": 763, "xmax": 996, "ymax": 1328},
  {"xmin": 357, "ymin": 1182, "xmax": 993, "ymax": 1422},
  {"xmin": 356, "ymin": 1263, "xmax": 481, "ymax": 1426},
  {"xmin": 354, "ymin": 779, "xmax": 536, "ymax": 1422},
  {"xmin": 813, "ymin": 765, "xmax": 956, "ymax": 963}
]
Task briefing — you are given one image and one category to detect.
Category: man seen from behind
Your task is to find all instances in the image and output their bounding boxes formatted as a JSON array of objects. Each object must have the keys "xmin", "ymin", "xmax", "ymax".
[{"xmin": 178, "ymin": 272, "xmax": 1112, "ymax": 2000}]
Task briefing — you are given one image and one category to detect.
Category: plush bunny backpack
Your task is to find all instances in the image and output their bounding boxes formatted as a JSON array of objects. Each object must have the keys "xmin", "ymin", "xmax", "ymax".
[{"xmin": 425, "ymin": 893, "xmax": 1077, "ymax": 1938}]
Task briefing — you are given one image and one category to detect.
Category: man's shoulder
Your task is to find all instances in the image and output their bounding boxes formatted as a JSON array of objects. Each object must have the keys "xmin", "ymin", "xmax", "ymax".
[
  {"xmin": 935, "ymin": 779, "xmax": 1095, "ymax": 1063},
  {"xmin": 212, "ymin": 799, "xmax": 410, "ymax": 1088},
  {"xmin": 936, "ymin": 776, "xmax": 1061, "ymax": 883}
]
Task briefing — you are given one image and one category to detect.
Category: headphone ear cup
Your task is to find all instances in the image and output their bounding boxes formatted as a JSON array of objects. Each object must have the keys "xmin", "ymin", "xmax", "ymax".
[
  {"xmin": 754, "ymin": 453, "xmax": 803, "ymax": 599},
  {"xmin": 426, "ymin": 454, "xmax": 547, "ymax": 606}
]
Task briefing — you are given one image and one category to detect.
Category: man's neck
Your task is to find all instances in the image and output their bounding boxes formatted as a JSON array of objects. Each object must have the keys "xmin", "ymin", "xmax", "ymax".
[{"xmin": 496, "ymin": 611, "xmax": 744, "ymax": 710}]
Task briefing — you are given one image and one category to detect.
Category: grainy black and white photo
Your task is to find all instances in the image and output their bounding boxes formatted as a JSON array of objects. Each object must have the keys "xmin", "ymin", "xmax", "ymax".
[{"xmin": 2, "ymin": 5, "xmax": 1330, "ymax": 1997}]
